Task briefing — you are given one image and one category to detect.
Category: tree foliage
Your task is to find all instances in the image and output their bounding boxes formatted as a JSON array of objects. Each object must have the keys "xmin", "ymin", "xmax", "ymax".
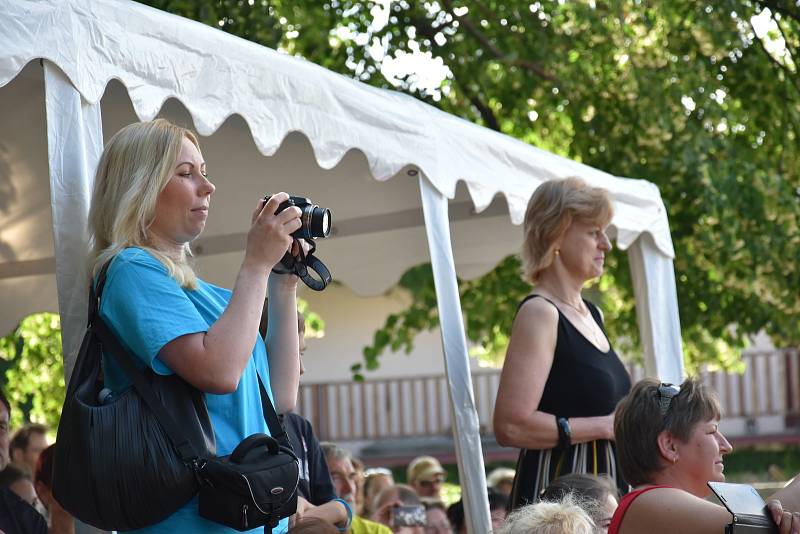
[
  {"xmin": 0, "ymin": 313, "xmax": 65, "ymax": 430},
  {"xmin": 138, "ymin": 0, "xmax": 800, "ymax": 374}
]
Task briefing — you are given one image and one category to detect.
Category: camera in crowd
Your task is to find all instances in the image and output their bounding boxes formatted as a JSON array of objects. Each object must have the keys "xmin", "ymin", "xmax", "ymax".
[{"xmin": 266, "ymin": 195, "xmax": 332, "ymax": 240}]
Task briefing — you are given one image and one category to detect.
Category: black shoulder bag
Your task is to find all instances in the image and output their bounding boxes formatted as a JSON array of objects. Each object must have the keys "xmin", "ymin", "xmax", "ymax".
[{"xmin": 53, "ymin": 260, "xmax": 299, "ymax": 531}]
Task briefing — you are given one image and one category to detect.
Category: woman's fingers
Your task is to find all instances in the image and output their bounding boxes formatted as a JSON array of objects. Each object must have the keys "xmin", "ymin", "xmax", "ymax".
[
  {"xmin": 767, "ymin": 500, "xmax": 784, "ymax": 525},
  {"xmin": 770, "ymin": 499, "xmax": 799, "ymax": 534},
  {"xmin": 262, "ymin": 192, "xmax": 290, "ymax": 216}
]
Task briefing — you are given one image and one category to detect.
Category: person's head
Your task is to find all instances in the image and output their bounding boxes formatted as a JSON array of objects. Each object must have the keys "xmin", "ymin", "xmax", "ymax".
[
  {"xmin": 0, "ymin": 389, "xmax": 10, "ymax": 471},
  {"xmin": 541, "ymin": 474, "xmax": 618, "ymax": 532},
  {"xmin": 0, "ymin": 463, "xmax": 38, "ymax": 507},
  {"xmin": 364, "ymin": 467, "xmax": 395, "ymax": 517},
  {"xmin": 297, "ymin": 310, "xmax": 306, "ymax": 368},
  {"xmin": 321, "ymin": 442, "xmax": 358, "ymax": 509},
  {"xmin": 89, "ymin": 119, "xmax": 214, "ymax": 289},
  {"xmin": 498, "ymin": 494, "xmax": 596, "ymax": 534},
  {"xmin": 33, "ymin": 443, "xmax": 59, "ymax": 511},
  {"xmin": 615, "ymin": 377, "xmax": 732, "ymax": 497},
  {"xmin": 521, "ymin": 177, "xmax": 613, "ymax": 284},
  {"xmin": 290, "ymin": 516, "xmax": 339, "ymax": 533},
  {"xmin": 407, "ymin": 456, "xmax": 446, "ymax": 498},
  {"xmin": 447, "ymin": 488, "xmax": 508, "ymax": 534},
  {"xmin": 260, "ymin": 304, "xmax": 306, "ymax": 376},
  {"xmin": 10, "ymin": 423, "xmax": 48, "ymax": 475},
  {"xmin": 421, "ymin": 499, "xmax": 451, "ymax": 534},
  {"xmin": 374, "ymin": 484, "xmax": 424, "ymax": 534},
  {"xmin": 486, "ymin": 467, "xmax": 516, "ymax": 496},
  {"xmin": 351, "ymin": 456, "xmax": 366, "ymax": 515}
]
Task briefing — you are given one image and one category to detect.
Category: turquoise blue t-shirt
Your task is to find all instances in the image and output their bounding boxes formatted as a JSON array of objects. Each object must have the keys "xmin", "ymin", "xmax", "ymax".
[{"xmin": 99, "ymin": 247, "xmax": 288, "ymax": 534}]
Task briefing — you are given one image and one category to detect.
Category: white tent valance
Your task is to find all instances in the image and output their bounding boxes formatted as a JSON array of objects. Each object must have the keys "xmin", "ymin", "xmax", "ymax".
[{"xmin": 1, "ymin": 0, "xmax": 673, "ymax": 255}]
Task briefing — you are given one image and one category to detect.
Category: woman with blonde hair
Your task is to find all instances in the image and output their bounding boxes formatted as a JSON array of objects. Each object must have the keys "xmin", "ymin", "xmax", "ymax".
[
  {"xmin": 88, "ymin": 118, "xmax": 307, "ymax": 533},
  {"xmin": 609, "ymin": 377, "xmax": 800, "ymax": 534},
  {"xmin": 498, "ymin": 494, "xmax": 596, "ymax": 534},
  {"xmin": 494, "ymin": 177, "xmax": 631, "ymax": 510}
]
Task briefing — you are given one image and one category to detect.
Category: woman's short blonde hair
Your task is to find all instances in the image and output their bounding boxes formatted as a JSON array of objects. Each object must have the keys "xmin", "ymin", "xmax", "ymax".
[
  {"xmin": 521, "ymin": 177, "xmax": 613, "ymax": 284},
  {"xmin": 88, "ymin": 119, "xmax": 201, "ymax": 288},
  {"xmin": 498, "ymin": 494, "xmax": 596, "ymax": 534}
]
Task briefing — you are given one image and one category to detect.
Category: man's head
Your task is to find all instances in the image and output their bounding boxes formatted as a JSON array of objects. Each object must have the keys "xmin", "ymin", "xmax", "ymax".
[
  {"xmin": 407, "ymin": 456, "xmax": 446, "ymax": 498},
  {"xmin": 486, "ymin": 467, "xmax": 516, "ymax": 496},
  {"xmin": 0, "ymin": 389, "xmax": 10, "ymax": 471},
  {"xmin": 10, "ymin": 423, "xmax": 48, "ymax": 475},
  {"xmin": 0, "ymin": 463, "xmax": 38, "ymax": 506},
  {"xmin": 321, "ymin": 442, "xmax": 358, "ymax": 509}
]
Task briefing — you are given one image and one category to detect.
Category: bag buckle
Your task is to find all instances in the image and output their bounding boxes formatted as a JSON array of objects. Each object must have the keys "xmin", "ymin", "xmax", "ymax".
[{"xmin": 188, "ymin": 458, "xmax": 211, "ymax": 486}]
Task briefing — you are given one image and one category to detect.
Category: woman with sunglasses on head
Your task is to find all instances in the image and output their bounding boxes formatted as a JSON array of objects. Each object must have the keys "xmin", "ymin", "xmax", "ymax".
[
  {"xmin": 609, "ymin": 377, "xmax": 800, "ymax": 534},
  {"xmin": 494, "ymin": 177, "xmax": 631, "ymax": 510}
]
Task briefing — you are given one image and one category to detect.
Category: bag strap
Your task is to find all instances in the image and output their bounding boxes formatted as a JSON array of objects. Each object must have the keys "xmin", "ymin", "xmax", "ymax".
[
  {"xmin": 256, "ymin": 373, "xmax": 293, "ymax": 453},
  {"xmin": 90, "ymin": 258, "xmax": 200, "ymax": 462},
  {"xmin": 93, "ymin": 318, "xmax": 200, "ymax": 462}
]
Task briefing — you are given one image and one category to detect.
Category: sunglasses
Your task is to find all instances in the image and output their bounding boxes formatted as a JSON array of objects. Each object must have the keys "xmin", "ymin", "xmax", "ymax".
[
  {"xmin": 419, "ymin": 476, "xmax": 446, "ymax": 488},
  {"xmin": 657, "ymin": 383, "xmax": 681, "ymax": 416},
  {"xmin": 364, "ymin": 467, "xmax": 393, "ymax": 478}
]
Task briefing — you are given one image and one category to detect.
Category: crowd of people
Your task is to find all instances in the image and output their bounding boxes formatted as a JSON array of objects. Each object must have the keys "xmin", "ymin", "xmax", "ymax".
[{"xmin": 2, "ymin": 120, "xmax": 800, "ymax": 534}]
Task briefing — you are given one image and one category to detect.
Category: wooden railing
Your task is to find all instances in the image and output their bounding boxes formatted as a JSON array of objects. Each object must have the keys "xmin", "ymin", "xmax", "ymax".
[{"xmin": 295, "ymin": 349, "xmax": 800, "ymax": 443}]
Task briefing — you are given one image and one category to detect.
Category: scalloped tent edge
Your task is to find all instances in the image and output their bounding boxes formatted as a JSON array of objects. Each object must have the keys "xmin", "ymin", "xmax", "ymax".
[{"xmin": 0, "ymin": 1, "xmax": 684, "ymax": 532}]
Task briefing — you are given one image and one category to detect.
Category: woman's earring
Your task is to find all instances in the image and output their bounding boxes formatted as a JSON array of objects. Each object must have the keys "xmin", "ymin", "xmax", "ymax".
[
  {"xmin": 555, "ymin": 249, "xmax": 560, "ymax": 256},
  {"xmin": 672, "ymin": 456, "xmax": 678, "ymax": 464}
]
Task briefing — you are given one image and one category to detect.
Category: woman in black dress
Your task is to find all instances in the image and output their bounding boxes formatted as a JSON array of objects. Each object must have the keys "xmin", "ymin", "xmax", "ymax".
[{"xmin": 493, "ymin": 177, "xmax": 631, "ymax": 509}]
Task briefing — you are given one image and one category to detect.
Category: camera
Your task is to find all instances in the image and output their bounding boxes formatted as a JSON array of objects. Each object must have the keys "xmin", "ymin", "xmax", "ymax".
[
  {"xmin": 266, "ymin": 195, "xmax": 332, "ymax": 240},
  {"xmin": 264, "ymin": 194, "xmax": 333, "ymax": 291}
]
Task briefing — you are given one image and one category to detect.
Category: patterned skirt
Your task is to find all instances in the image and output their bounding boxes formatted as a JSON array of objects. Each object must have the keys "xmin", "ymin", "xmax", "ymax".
[{"xmin": 508, "ymin": 439, "xmax": 628, "ymax": 510}]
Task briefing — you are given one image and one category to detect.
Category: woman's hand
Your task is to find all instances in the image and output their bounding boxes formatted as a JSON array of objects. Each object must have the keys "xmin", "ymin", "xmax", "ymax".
[
  {"xmin": 371, "ymin": 498, "xmax": 402, "ymax": 526},
  {"xmin": 244, "ymin": 192, "xmax": 302, "ymax": 272},
  {"xmin": 767, "ymin": 499, "xmax": 800, "ymax": 534},
  {"xmin": 289, "ymin": 496, "xmax": 315, "ymax": 529}
]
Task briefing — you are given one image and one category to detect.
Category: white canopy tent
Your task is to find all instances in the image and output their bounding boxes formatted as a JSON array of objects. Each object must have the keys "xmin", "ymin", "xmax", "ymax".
[{"xmin": 0, "ymin": 1, "xmax": 684, "ymax": 531}]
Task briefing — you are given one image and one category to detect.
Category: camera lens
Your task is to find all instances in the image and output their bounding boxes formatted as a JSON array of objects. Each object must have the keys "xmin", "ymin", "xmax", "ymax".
[{"xmin": 310, "ymin": 207, "xmax": 332, "ymax": 238}]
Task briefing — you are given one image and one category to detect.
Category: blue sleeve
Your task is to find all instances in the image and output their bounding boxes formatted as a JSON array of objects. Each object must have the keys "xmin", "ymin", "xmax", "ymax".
[{"xmin": 99, "ymin": 249, "xmax": 209, "ymax": 375}]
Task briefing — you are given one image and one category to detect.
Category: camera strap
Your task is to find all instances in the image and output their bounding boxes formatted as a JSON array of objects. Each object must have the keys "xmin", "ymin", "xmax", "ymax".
[{"xmin": 272, "ymin": 238, "xmax": 332, "ymax": 291}]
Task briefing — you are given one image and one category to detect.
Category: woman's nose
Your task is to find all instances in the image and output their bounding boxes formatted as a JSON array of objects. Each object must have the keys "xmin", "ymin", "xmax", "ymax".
[
  {"xmin": 201, "ymin": 175, "xmax": 215, "ymax": 195},
  {"xmin": 718, "ymin": 432, "xmax": 733, "ymax": 454},
  {"xmin": 600, "ymin": 232, "xmax": 612, "ymax": 251}
]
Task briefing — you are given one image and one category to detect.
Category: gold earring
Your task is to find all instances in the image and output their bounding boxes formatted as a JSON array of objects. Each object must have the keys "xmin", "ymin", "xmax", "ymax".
[
  {"xmin": 673, "ymin": 456, "xmax": 678, "ymax": 464},
  {"xmin": 555, "ymin": 249, "xmax": 560, "ymax": 256}
]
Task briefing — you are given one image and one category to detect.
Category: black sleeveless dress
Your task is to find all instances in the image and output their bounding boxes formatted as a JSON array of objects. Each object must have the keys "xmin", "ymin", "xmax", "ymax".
[{"xmin": 508, "ymin": 294, "xmax": 631, "ymax": 509}]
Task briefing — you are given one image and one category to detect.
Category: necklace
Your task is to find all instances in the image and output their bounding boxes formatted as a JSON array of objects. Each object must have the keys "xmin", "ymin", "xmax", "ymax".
[
  {"xmin": 544, "ymin": 289, "xmax": 606, "ymax": 347},
  {"xmin": 546, "ymin": 288, "xmax": 590, "ymax": 317}
]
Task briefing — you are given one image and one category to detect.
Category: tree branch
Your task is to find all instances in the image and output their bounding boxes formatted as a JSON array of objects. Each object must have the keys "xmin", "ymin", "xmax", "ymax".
[
  {"xmin": 440, "ymin": 0, "xmax": 556, "ymax": 81},
  {"xmin": 755, "ymin": 0, "xmax": 800, "ymax": 26},
  {"xmin": 453, "ymin": 77, "xmax": 501, "ymax": 131},
  {"xmin": 748, "ymin": 17, "xmax": 800, "ymax": 96}
]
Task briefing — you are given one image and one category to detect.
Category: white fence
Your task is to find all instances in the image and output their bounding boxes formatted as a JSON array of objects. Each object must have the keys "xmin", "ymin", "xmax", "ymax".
[{"xmin": 296, "ymin": 349, "xmax": 800, "ymax": 444}]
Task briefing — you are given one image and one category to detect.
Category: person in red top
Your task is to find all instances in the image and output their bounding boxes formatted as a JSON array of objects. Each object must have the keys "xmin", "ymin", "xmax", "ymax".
[{"xmin": 609, "ymin": 377, "xmax": 800, "ymax": 534}]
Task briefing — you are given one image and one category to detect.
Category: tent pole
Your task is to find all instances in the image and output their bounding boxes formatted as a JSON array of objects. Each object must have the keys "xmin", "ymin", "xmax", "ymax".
[
  {"xmin": 628, "ymin": 233, "xmax": 684, "ymax": 383},
  {"xmin": 418, "ymin": 173, "xmax": 491, "ymax": 533},
  {"xmin": 43, "ymin": 61, "xmax": 104, "ymax": 381}
]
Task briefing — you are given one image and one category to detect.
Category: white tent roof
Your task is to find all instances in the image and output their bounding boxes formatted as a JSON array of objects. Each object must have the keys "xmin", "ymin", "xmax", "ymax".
[{"xmin": 0, "ymin": 1, "xmax": 684, "ymax": 531}]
